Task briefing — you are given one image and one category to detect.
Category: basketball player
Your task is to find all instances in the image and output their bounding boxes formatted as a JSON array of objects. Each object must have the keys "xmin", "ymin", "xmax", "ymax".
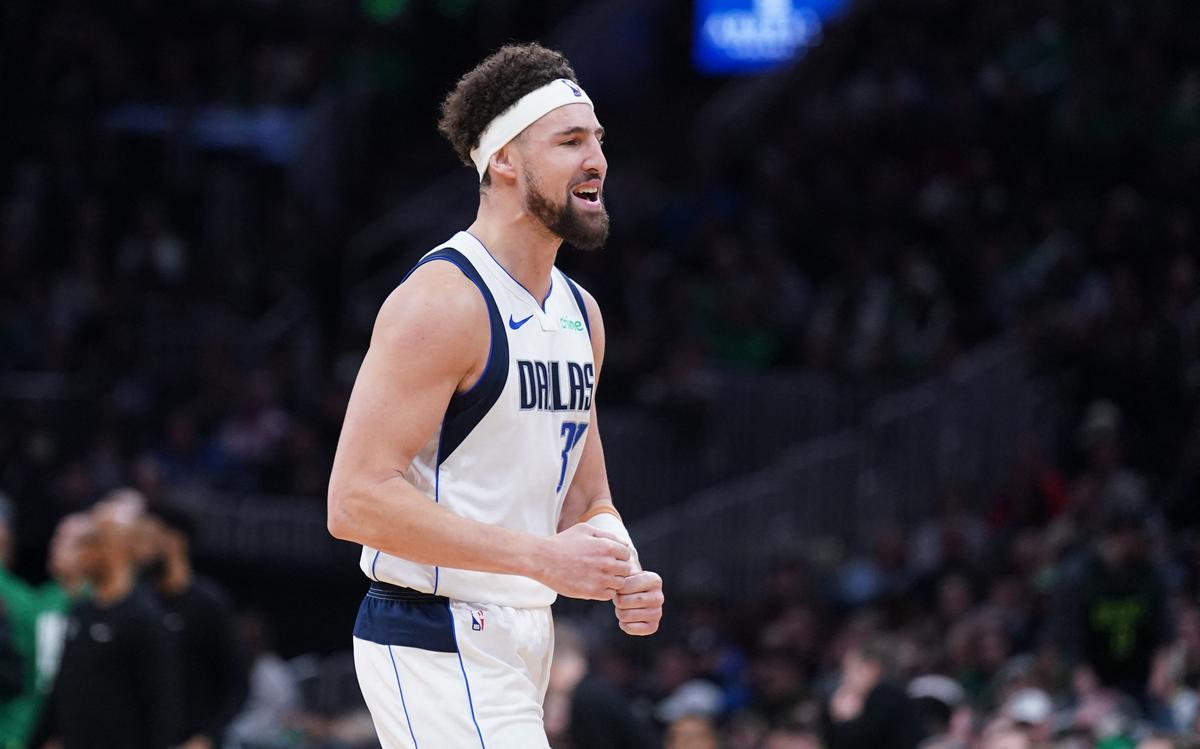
[{"xmin": 327, "ymin": 43, "xmax": 665, "ymax": 748}]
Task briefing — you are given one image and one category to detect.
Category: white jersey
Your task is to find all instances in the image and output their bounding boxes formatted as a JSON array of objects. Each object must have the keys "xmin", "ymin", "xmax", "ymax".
[{"xmin": 359, "ymin": 231, "xmax": 595, "ymax": 608}]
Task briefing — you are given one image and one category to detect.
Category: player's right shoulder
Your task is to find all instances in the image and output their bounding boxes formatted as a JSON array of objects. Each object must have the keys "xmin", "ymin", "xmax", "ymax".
[{"xmin": 371, "ymin": 257, "xmax": 488, "ymax": 355}]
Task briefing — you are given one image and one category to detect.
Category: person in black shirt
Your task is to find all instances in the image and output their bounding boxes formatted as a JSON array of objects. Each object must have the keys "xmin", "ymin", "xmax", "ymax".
[
  {"xmin": 30, "ymin": 508, "xmax": 179, "ymax": 749},
  {"xmin": 1052, "ymin": 508, "xmax": 1170, "ymax": 702},
  {"xmin": 823, "ymin": 636, "xmax": 925, "ymax": 749},
  {"xmin": 147, "ymin": 504, "xmax": 247, "ymax": 749}
]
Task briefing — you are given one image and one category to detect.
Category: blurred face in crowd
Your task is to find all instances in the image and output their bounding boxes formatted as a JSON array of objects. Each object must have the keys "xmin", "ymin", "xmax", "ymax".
[
  {"xmin": 978, "ymin": 626, "xmax": 1012, "ymax": 672},
  {"xmin": 665, "ymin": 715, "xmax": 719, "ymax": 749},
  {"xmin": 763, "ymin": 729, "xmax": 824, "ymax": 749},
  {"xmin": 655, "ymin": 645, "xmax": 698, "ymax": 694},
  {"xmin": 1099, "ymin": 524, "xmax": 1138, "ymax": 567},
  {"xmin": 70, "ymin": 514, "xmax": 108, "ymax": 580},
  {"xmin": 981, "ymin": 729, "xmax": 1031, "ymax": 749},
  {"xmin": 48, "ymin": 513, "xmax": 90, "ymax": 581},
  {"xmin": 726, "ymin": 712, "xmax": 767, "ymax": 749},
  {"xmin": 1176, "ymin": 606, "xmax": 1200, "ymax": 655},
  {"xmin": 510, "ymin": 103, "xmax": 609, "ymax": 251},
  {"xmin": 94, "ymin": 489, "xmax": 162, "ymax": 572},
  {"xmin": 840, "ymin": 648, "xmax": 881, "ymax": 694},
  {"xmin": 937, "ymin": 573, "xmax": 974, "ymax": 622},
  {"xmin": 751, "ymin": 651, "xmax": 804, "ymax": 703}
]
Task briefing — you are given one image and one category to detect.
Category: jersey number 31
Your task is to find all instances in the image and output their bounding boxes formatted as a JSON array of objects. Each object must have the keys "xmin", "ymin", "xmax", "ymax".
[{"xmin": 556, "ymin": 421, "xmax": 589, "ymax": 493}]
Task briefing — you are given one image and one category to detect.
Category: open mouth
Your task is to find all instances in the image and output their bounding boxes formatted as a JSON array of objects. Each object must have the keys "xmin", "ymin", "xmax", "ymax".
[{"xmin": 571, "ymin": 183, "xmax": 602, "ymax": 205}]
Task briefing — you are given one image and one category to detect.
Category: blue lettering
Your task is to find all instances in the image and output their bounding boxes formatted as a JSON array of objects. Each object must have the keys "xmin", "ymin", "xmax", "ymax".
[
  {"xmin": 582, "ymin": 363, "xmax": 594, "ymax": 411},
  {"xmin": 534, "ymin": 361, "xmax": 549, "ymax": 411},
  {"xmin": 550, "ymin": 362, "xmax": 571, "ymax": 411},
  {"xmin": 517, "ymin": 360, "xmax": 536, "ymax": 410},
  {"xmin": 567, "ymin": 362, "xmax": 585, "ymax": 411},
  {"xmin": 516, "ymin": 359, "xmax": 593, "ymax": 412}
]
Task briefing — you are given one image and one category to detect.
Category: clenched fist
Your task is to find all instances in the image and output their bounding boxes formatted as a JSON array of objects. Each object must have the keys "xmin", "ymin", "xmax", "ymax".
[
  {"xmin": 613, "ymin": 570, "xmax": 663, "ymax": 636},
  {"xmin": 532, "ymin": 523, "xmax": 633, "ymax": 601}
]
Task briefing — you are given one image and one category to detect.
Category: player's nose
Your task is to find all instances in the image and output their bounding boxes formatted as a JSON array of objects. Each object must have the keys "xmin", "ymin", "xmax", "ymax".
[{"xmin": 581, "ymin": 137, "xmax": 606, "ymax": 177}]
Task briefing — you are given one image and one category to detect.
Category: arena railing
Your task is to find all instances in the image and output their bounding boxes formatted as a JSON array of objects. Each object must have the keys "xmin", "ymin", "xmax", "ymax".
[{"xmin": 628, "ymin": 338, "xmax": 1052, "ymax": 598}]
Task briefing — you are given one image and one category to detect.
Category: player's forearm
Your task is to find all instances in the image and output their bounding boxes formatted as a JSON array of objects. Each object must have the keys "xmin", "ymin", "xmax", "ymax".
[
  {"xmin": 328, "ymin": 477, "xmax": 547, "ymax": 579},
  {"xmin": 558, "ymin": 489, "xmax": 615, "ymax": 531}
]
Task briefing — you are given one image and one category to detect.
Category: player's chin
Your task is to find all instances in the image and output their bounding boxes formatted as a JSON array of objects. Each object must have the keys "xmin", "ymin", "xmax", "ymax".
[{"xmin": 562, "ymin": 205, "xmax": 609, "ymax": 248}]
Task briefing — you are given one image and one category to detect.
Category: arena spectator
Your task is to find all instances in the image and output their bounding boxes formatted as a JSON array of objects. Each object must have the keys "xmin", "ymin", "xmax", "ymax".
[
  {"xmin": 225, "ymin": 611, "xmax": 300, "ymax": 749},
  {"xmin": 1053, "ymin": 507, "xmax": 1170, "ymax": 700},
  {"xmin": 0, "ymin": 506, "xmax": 73, "ymax": 749},
  {"xmin": 823, "ymin": 636, "xmax": 925, "ymax": 749},
  {"xmin": 145, "ymin": 504, "xmax": 247, "ymax": 749},
  {"xmin": 546, "ymin": 622, "xmax": 658, "ymax": 749},
  {"xmin": 29, "ymin": 509, "xmax": 179, "ymax": 749}
]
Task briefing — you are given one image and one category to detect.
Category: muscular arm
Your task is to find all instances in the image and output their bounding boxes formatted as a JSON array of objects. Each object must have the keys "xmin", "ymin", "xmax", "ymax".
[{"xmin": 328, "ymin": 262, "xmax": 630, "ymax": 599}]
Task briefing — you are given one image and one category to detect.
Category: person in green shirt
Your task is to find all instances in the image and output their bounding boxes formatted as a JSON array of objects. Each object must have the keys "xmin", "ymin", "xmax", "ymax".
[{"xmin": 0, "ymin": 513, "xmax": 84, "ymax": 749}]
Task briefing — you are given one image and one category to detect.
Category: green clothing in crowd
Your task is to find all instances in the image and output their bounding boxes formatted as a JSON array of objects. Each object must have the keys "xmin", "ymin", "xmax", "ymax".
[{"xmin": 0, "ymin": 571, "xmax": 69, "ymax": 749}]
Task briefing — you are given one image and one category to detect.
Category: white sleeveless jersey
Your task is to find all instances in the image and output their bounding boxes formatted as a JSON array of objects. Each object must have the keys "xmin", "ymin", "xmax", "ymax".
[{"xmin": 360, "ymin": 231, "xmax": 596, "ymax": 608}]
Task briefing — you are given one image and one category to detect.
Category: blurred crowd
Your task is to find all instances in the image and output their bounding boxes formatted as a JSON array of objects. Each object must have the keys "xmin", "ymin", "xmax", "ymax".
[
  {"xmin": 2, "ymin": 0, "xmax": 1198, "ymax": 533},
  {"xmin": 0, "ymin": 489, "xmax": 385, "ymax": 749},
  {"xmin": 547, "ymin": 401, "xmax": 1200, "ymax": 749}
]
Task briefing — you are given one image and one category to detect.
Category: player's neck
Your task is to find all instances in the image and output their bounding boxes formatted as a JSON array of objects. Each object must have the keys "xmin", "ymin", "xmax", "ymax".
[{"xmin": 469, "ymin": 200, "xmax": 562, "ymax": 304}]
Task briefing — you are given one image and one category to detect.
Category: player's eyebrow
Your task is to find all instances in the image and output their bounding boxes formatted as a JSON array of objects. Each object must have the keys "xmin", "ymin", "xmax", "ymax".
[{"xmin": 554, "ymin": 126, "xmax": 605, "ymax": 140}]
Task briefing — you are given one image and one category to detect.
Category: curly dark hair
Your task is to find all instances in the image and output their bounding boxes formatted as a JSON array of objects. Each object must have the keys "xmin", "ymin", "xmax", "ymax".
[{"xmin": 437, "ymin": 43, "xmax": 579, "ymax": 184}]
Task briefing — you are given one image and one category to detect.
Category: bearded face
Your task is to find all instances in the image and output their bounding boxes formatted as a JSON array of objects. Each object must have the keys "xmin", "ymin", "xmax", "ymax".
[{"xmin": 522, "ymin": 165, "xmax": 609, "ymax": 251}]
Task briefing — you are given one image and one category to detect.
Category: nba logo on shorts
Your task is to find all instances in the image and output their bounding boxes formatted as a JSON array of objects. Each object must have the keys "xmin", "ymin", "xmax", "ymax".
[{"xmin": 471, "ymin": 610, "xmax": 485, "ymax": 631}]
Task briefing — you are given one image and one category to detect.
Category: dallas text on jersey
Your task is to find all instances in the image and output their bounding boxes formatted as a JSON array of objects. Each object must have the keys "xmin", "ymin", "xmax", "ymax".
[{"xmin": 516, "ymin": 360, "xmax": 594, "ymax": 412}]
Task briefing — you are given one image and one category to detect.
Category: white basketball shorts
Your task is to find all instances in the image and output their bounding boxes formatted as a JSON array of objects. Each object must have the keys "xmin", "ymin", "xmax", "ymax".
[{"xmin": 352, "ymin": 582, "xmax": 554, "ymax": 749}]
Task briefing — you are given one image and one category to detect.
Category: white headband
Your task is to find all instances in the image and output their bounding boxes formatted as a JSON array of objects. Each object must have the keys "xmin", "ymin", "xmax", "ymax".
[{"xmin": 469, "ymin": 78, "xmax": 593, "ymax": 180}]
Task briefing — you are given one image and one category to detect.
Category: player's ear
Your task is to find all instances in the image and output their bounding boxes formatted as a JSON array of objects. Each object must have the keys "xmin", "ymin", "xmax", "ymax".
[{"xmin": 489, "ymin": 144, "xmax": 518, "ymax": 183}]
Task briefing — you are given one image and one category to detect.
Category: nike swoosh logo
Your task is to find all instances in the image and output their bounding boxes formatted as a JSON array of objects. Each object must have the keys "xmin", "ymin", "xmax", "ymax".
[{"xmin": 508, "ymin": 314, "xmax": 534, "ymax": 330}]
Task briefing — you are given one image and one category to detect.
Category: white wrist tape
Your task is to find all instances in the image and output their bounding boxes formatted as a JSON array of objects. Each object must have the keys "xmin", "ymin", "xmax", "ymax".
[
  {"xmin": 585, "ymin": 511, "xmax": 638, "ymax": 564},
  {"xmin": 469, "ymin": 78, "xmax": 593, "ymax": 180}
]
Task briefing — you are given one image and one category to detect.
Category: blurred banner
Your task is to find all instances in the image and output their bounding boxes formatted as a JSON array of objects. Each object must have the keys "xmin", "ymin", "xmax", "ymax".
[{"xmin": 693, "ymin": 0, "xmax": 848, "ymax": 74}]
